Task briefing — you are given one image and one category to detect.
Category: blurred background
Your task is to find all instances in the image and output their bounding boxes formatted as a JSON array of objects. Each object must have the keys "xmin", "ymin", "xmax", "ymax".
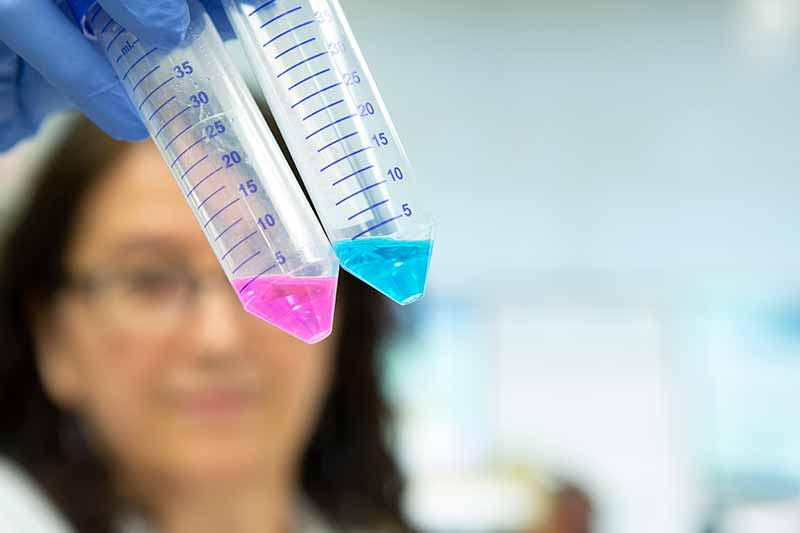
[{"xmin": 3, "ymin": 0, "xmax": 800, "ymax": 531}]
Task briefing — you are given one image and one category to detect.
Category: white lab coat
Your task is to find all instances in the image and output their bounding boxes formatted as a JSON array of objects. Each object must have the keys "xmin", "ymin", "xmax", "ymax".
[
  {"xmin": 0, "ymin": 459, "xmax": 73, "ymax": 533},
  {"xmin": 0, "ymin": 458, "xmax": 333, "ymax": 533}
]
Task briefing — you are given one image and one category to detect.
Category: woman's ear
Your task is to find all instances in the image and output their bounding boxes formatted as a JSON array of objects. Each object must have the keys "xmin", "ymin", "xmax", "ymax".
[{"xmin": 28, "ymin": 296, "xmax": 84, "ymax": 411}]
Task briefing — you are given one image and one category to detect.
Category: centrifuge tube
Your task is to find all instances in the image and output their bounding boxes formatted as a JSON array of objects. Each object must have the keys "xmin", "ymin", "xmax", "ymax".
[
  {"xmin": 67, "ymin": 0, "xmax": 339, "ymax": 343},
  {"xmin": 222, "ymin": 0, "xmax": 434, "ymax": 305}
]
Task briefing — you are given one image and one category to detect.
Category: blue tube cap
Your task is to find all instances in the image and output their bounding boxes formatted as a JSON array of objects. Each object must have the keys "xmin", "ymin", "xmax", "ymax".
[{"xmin": 65, "ymin": 0, "xmax": 99, "ymax": 37}]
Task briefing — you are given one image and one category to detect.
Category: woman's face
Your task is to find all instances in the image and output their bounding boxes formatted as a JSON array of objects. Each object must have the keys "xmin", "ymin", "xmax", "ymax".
[{"xmin": 35, "ymin": 141, "xmax": 335, "ymax": 491}]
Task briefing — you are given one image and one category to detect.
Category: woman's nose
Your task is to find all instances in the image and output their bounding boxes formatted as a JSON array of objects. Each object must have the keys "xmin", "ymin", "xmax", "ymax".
[{"xmin": 190, "ymin": 283, "xmax": 247, "ymax": 361}]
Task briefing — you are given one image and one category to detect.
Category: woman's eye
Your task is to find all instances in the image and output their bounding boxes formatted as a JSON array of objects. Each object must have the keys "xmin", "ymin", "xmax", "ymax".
[{"xmin": 124, "ymin": 271, "xmax": 186, "ymax": 296}]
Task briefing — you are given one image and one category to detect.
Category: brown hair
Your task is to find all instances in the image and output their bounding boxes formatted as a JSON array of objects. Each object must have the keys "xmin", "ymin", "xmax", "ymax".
[{"xmin": 0, "ymin": 117, "xmax": 410, "ymax": 532}]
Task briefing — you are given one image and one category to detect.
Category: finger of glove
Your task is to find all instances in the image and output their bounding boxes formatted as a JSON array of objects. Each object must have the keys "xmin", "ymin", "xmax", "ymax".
[
  {"xmin": 202, "ymin": 0, "xmax": 234, "ymax": 40},
  {"xmin": 19, "ymin": 61, "xmax": 73, "ymax": 125},
  {"xmin": 0, "ymin": 42, "xmax": 74, "ymax": 150},
  {"xmin": 0, "ymin": 63, "xmax": 79, "ymax": 151},
  {"xmin": 97, "ymin": 0, "xmax": 189, "ymax": 49},
  {"xmin": 0, "ymin": 45, "xmax": 37, "ymax": 150},
  {"xmin": 0, "ymin": 0, "xmax": 147, "ymax": 141}
]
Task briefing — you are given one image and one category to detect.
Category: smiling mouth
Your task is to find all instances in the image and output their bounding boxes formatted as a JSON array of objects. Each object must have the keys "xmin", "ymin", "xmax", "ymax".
[{"xmin": 177, "ymin": 388, "xmax": 254, "ymax": 419}]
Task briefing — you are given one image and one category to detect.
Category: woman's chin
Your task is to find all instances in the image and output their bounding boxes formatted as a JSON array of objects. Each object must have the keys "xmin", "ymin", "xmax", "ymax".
[{"xmin": 162, "ymin": 442, "xmax": 278, "ymax": 486}]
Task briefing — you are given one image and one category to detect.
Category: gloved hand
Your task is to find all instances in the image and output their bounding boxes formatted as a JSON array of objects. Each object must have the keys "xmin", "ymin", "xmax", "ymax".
[{"xmin": 0, "ymin": 0, "xmax": 233, "ymax": 151}]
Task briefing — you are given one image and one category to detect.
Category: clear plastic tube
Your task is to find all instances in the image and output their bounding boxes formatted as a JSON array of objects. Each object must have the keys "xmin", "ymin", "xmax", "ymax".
[
  {"xmin": 83, "ymin": 0, "xmax": 339, "ymax": 343},
  {"xmin": 221, "ymin": 0, "xmax": 434, "ymax": 305}
]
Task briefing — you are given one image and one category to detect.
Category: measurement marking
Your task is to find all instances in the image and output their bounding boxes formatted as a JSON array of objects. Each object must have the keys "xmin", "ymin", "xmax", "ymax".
[
  {"xmin": 319, "ymin": 132, "xmax": 358, "ymax": 153},
  {"xmin": 263, "ymin": 20, "xmax": 315, "ymax": 48},
  {"xmin": 123, "ymin": 48, "xmax": 158, "ymax": 80},
  {"xmin": 204, "ymin": 198, "xmax": 240, "ymax": 229},
  {"xmin": 100, "ymin": 18, "xmax": 115, "ymax": 33},
  {"xmin": 148, "ymin": 95, "xmax": 176, "ymax": 121},
  {"xmin": 164, "ymin": 121, "xmax": 197, "ymax": 150},
  {"xmin": 232, "ymin": 251, "xmax": 262, "ymax": 275},
  {"xmin": 303, "ymin": 99, "xmax": 343, "ymax": 121},
  {"xmin": 203, "ymin": 198, "xmax": 239, "ymax": 229},
  {"xmin": 305, "ymin": 114, "xmax": 356, "ymax": 140},
  {"xmin": 90, "ymin": 6, "xmax": 103, "ymax": 25},
  {"xmin": 131, "ymin": 66, "xmax": 159, "ymax": 93},
  {"xmin": 138, "ymin": 76, "xmax": 174, "ymax": 110},
  {"xmin": 348, "ymin": 200, "xmax": 391, "ymax": 221},
  {"xmin": 336, "ymin": 181, "xmax": 387, "ymax": 206},
  {"xmin": 188, "ymin": 166, "xmax": 224, "ymax": 197},
  {"xmin": 274, "ymin": 37, "xmax": 316, "ymax": 59},
  {"xmin": 238, "ymin": 264, "xmax": 278, "ymax": 294},
  {"xmin": 290, "ymin": 83, "xmax": 341, "ymax": 109},
  {"xmin": 154, "ymin": 106, "xmax": 191, "ymax": 138},
  {"xmin": 277, "ymin": 51, "xmax": 328, "ymax": 78},
  {"xmin": 249, "ymin": 0, "xmax": 277, "ymax": 16},
  {"xmin": 171, "ymin": 136, "xmax": 206, "ymax": 167},
  {"xmin": 288, "ymin": 68, "xmax": 330, "ymax": 91},
  {"xmin": 221, "ymin": 231, "xmax": 258, "ymax": 261},
  {"xmin": 331, "ymin": 165, "xmax": 374, "ymax": 186},
  {"xmin": 107, "ymin": 28, "xmax": 125, "ymax": 51},
  {"xmin": 352, "ymin": 215, "xmax": 404, "ymax": 240},
  {"xmin": 179, "ymin": 155, "xmax": 209, "ymax": 180},
  {"xmin": 320, "ymin": 147, "xmax": 372, "ymax": 173},
  {"xmin": 215, "ymin": 218, "xmax": 243, "ymax": 241},
  {"xmin": 197, "ymin": 186, "xmax": 225, "ymax": 209},
  {"xmin": 139, "ymin": 77, "xmax": 174, "ymax": 110},
  {"xmin": 261, "ymin": 6, "xmax": 302, "ymax": 28}
]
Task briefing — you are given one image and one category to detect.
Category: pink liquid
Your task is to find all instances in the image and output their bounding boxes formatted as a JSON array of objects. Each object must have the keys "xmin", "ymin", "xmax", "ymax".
[{"xmin": 232, "ymin": 275, "xmax": 338, "ymax": 344}]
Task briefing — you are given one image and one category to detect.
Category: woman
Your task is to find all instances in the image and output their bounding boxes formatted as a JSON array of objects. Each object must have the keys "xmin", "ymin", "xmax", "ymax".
[{"xmin": 0, "ymin": 116, "xmax": 410, "ymax": 533}]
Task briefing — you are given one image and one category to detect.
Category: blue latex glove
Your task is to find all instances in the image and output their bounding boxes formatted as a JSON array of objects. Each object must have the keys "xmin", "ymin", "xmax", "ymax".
[{"xmin": 0, "ymin": 0, "xmax": 233, "ymax": 151}]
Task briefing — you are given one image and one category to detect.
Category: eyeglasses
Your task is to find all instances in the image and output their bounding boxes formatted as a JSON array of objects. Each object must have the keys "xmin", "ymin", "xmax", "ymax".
[{"xmin": 62, "ymin": 266, "xmax": 236, "ymax": 336}]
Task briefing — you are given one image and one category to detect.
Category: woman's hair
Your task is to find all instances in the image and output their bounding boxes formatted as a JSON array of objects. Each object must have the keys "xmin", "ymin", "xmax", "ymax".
[{"xmin": 0, "ymin": 117, "xmax": 409, "ymax": 532}]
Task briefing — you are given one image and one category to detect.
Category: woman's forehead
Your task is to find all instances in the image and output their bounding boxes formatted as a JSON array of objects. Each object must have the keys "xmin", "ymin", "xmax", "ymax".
[{"xmin": 67, "ymin": 142, "xmax": 211, "ymax": 266}]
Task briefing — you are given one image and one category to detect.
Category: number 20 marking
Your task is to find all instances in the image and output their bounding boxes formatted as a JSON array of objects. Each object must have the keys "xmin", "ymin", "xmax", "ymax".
[
  {"xmin": 223, "ymin": 151, "xmax": 241, "ymax": 167},
  {"xmin": 358, "ymin": 102, "xmax": 375, "ymax": 117}
]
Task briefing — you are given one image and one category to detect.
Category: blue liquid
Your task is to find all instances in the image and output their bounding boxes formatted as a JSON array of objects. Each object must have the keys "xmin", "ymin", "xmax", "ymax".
[{"xmin": 333, "ymin": 238, "xmax": 433, "ymax": 305}]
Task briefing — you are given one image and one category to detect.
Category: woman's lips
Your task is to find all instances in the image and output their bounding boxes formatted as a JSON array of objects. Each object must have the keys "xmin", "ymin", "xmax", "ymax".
[{"xmin": 176, "ymin": 388, "xmax": 254, "ymax": 419}]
